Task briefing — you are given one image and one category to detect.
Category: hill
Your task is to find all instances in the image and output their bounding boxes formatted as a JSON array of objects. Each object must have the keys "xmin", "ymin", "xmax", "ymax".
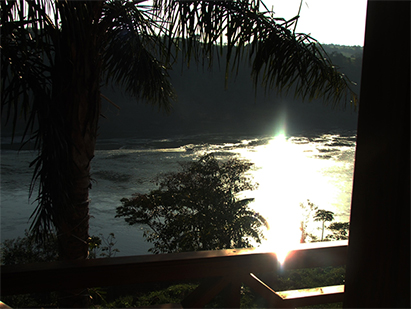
[
  {"xmin": 97, "ymin": 43, "xmax": 361, "ymax": 139},
  {"xmin": 2, "ymin": 44, "xmax": 362, "ymax": 146}
]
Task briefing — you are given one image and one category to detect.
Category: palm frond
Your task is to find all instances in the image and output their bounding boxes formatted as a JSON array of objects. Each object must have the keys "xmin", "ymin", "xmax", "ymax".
[
  {"xmin": 1, "ymin": 0, "xmax": 177, "ymax": 243},
  {"xmin": 155, "ymin": 0, "xmax": 357, "ymax": 108},
  {"xmin": 1, "ymin": 0, "xmax": 92, "ymax": 242},
  {"xmin": 101, "ymin": 0, "xmax": 175, "ymax": 112},
  {"xmin": 1, "ymin": 1, "xmax": 55, "ymax": 143}
]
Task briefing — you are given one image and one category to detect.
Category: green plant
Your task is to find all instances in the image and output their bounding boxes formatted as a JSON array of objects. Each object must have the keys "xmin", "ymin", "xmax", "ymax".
[
  {"xmin": 103, "ymin": 284, "xmax": 197, "ymax": 308},
  {"xmin": 1, "ymin": 232, "xmax": 119, "ymax": 308},
  {"xmin": 1, "ymin": 231, "xmax": 60, "ymax": 308},
  {"xmin": 106, "ymin": 295, "xmax": 135, "ymax": 308},
  {"xmin": 299, "ymin": 199, "xmax": 319, "ymax": 243},
  {"xmin": 326, "ymin": 222, "xmax": 350, "ymax": 241},
  {"xmin": 299, "ymin": 200, "xmax": 349, "ymax": 243},
  {"xmin": 1, "ymin": 230, "xmax": 58, "ymax": 265},
  {"xmin": 88, "ymin": 233, "xmax": 120, "ymax": 258},
  {"xmin": 117, "ymin": 153, "xmax": 268, "ymax": 253},
  {"xmin": 136, "ymin": 284, "xmax": 197, "ymax": 307}
]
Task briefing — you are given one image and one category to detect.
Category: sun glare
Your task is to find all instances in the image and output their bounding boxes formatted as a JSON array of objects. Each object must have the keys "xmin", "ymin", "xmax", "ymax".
[
  {"xmin": 249, "ymin": 132, "xmax": 303, "ymax": 264},
  {"xmin": 237, "ymin": 129, "xmax": 334, "ymax": 265},
  {"xmin": 234, "ymin": 126, "xmax": 343, "ymax": 265}
]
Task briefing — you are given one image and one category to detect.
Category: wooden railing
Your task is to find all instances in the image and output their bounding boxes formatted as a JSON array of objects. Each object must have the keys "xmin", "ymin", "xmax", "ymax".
[{"xmin": 1, "ymin": 240, "xmax": 347, "ymax": 308}]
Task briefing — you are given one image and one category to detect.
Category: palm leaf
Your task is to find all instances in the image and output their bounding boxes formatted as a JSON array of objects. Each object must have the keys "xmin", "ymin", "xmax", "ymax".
[
  {"xmin": 1, "ymin": 0, "xmax": 176, "ymax": 242},
  {"xmin": 155, "ymin": 0, "xmax": 357, "ymax": 108},
  {"xmin": 101, "ymin": 0, "xmax": 175, "ymax": 112}
]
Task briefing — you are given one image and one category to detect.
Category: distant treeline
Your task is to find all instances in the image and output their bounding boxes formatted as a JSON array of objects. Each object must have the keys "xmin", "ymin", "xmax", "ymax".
[
  {"xmin": 2, "ymin": 43, "xmax": 362, "ymax": 143},
  {"xmin": 323, "ymin": 44, "xmax": 363, "ymax": 58},
  {"xmin": 323, "ymin": 44, "xmax": 363, "ymax": 85},
  {"xmin": 97, "ymin": 43, "xmax": 361, "ymax": 139}
]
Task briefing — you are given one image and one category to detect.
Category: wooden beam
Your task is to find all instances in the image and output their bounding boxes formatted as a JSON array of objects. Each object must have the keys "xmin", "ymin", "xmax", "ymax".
[
  {"xmin": 244, "ymin": 273, "xmax": 284, "ymax": 308},
  {"xmin": 222, "ymin": 275, "xmax": 242, "ymax": 308},
  {"xmin": 245, "ymin": 274, "xmax": 344, "ymax": 308},
  {"xmin": 0, "ymin": 302, "xmax": 12, "ymax": 309},
  {"xmin": 280, "ymin": 241, "xmax": 348, "ymax": 270},
  {"xmin": 1, "ymin": 241, "xmax": 347, "ymax": 296},
  {"xmin": 1, "ymin": 247, "xmax": 272, "ymax": 295},
  {"xmin": 275, "ymin": 285, "xmax": 344, "ymax": 308}
]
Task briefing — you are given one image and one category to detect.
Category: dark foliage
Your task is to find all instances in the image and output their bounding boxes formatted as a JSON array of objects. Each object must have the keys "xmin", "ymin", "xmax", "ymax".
[
  {"xmin": 1, "ymin": 230, "xmax": 58, "ymax": 265},
  {"xmin": 116, "ymin": 153, "xmax": 268, "ymax": 253},
  {"xmin": 326, "ymin": 222, "xmax": 350, "ymax": 241}
]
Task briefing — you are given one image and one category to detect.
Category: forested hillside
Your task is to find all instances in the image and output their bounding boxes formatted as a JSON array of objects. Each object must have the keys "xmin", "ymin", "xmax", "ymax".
[
  {"xmin": 97, "ymin": 43, "xmax": 362, "ymax": 139},
  {"xmin": 2, "ymin": 44, "xmax": 362, "ymax": 144}
]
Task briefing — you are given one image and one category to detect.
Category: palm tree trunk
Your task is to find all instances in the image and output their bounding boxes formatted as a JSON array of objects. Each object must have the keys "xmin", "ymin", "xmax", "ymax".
[
  {"xmin": 54, "ymin": 33, "xmax": 100, "ymax": 263},
  {"xmin": 321, "ymin": 221, "xmax": 325, "ymax": 241},
  {"xmin": 54, "ymin": 3, "xmax": 102, "ymax": 305},
  {"xmin": 58, "ymin": 101, "xmax": 98, "ymax": 261},
  {"xmin": 57, "ymin": 97, "xmax": 99, "ymax": 307},
  {"xmin": 55, "ymin": 49, "xmax": 101, "ymax": 309},
  {"xmin": 50, "ymin": 0, "xmax": 103, "ymax": 263}
]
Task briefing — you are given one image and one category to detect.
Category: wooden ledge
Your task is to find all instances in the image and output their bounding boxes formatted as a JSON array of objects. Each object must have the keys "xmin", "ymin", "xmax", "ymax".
[
  {"xmin": 276, "ymin": 284, "xmax": 344, "ymax": 300},
  {"xmin": 1, "ymin": 241, "xmax": 347, "ymax": 296}
]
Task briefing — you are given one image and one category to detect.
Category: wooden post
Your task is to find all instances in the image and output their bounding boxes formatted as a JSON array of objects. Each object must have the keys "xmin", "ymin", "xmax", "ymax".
[
  {"xmin": 223, "ymin": 275, "xmax": 242, "ymax": 308},
  {"xmin": 343, "ymin": 1, "xmax": 411, "ymax": 308}
]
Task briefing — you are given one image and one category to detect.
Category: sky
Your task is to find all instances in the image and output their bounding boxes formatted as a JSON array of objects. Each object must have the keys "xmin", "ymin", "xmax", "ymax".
[
  {"xmin": 143, "ymin": 0, "xmax": 368, "ymax": 46},
  {"xmin": 263, "ymin": 0, "xmax": 368, "ymax": 46}
]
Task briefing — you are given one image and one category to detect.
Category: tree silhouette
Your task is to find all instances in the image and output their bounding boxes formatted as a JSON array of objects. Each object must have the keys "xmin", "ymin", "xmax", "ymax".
[
  {"xmin": 116, "ymin": 154, "xmax": 268, "ymax": 253},
  {"xmin": 313, "ymin": 209, "xmax": 335, "ymax": 241},
  {"xmin": 326, "ymin": 222, "xmax": 350, "ymax": 241},
  {"xmin": 299, "ymin": 199, "xmax": 318, "ymax": 243}
]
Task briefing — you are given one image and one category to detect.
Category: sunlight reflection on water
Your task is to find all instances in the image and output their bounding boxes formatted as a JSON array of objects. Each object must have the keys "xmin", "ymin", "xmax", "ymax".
[{"xmin": 231, "ymin": 131, "xmax": 353, "ymax": 257}]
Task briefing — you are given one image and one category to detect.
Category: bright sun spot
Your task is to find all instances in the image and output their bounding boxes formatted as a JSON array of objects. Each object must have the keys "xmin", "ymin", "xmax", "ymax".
[
  {"xmin": 238, "ymin": 129, "xmax": 339, "ymax": 265},
  {"xmin": 251, "ymin": 132, "xmax": 303, "ymax": 264}
]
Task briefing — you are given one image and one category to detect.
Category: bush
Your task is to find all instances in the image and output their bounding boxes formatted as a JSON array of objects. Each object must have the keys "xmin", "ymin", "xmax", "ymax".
[
  {"xmin": 1, "ymin": 230, "xmax": 58, "ymax": 265},
  {"xmin": 103, "ymin": 284, "xmax": 197, "ymax": 308}
]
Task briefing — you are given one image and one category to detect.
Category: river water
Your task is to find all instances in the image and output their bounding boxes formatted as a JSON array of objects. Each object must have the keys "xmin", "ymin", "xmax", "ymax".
[{"xmin": 1, "ymin": 131, "xmax": 356, "ymax": 256}]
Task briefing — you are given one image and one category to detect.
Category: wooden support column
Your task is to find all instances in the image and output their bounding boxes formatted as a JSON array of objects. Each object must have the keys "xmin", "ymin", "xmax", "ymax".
[
  {"xmin": 245, "ymin": 273, "xmax": 285, "ymax": 308},
  {"xmin": 223, "ymin": 275, "xmax": 242, "ymax": 308},
  {"xmin": 343, "ymin": 1, "xmax": 411, "ymax": 308}
]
